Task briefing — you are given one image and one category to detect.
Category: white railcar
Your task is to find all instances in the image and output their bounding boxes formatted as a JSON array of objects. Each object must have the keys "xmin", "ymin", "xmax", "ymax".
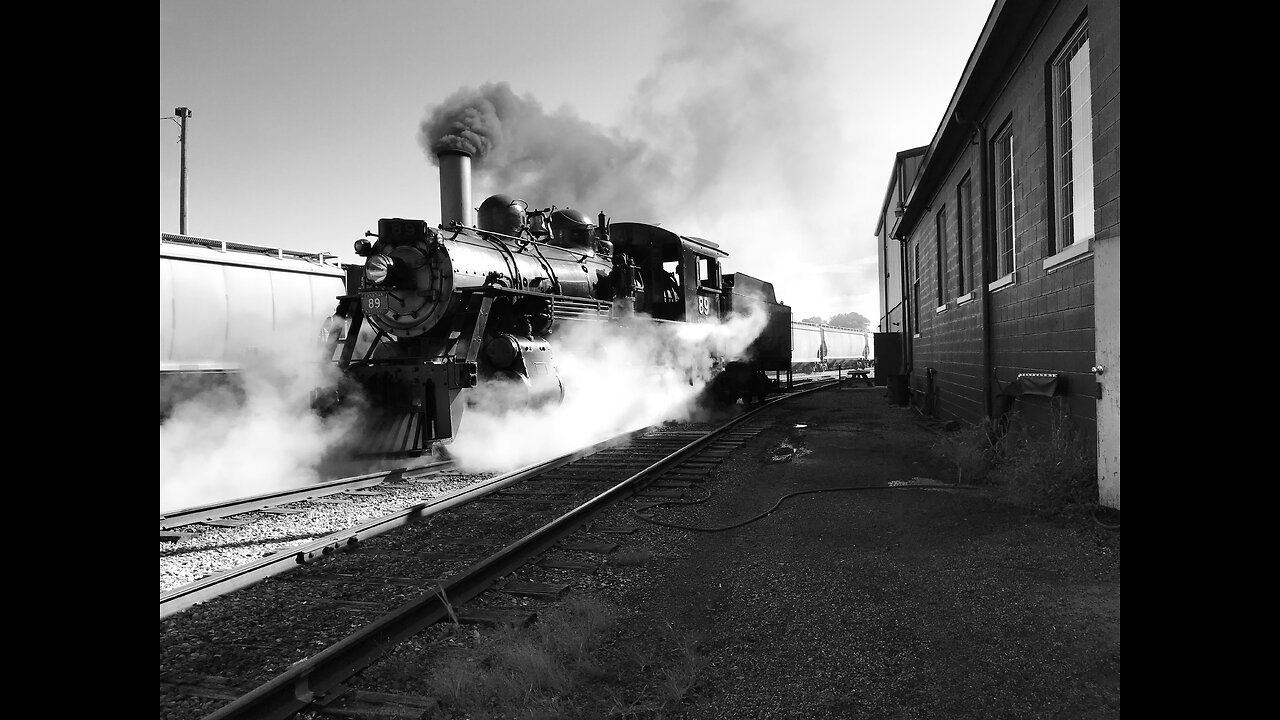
[
  {"xmin": 790, "ymin": 321, "xmax": 870, "ymax": 372},
  {"xmin": 159, "ymin": 233, "xmax": 347, "ymax": 415}
]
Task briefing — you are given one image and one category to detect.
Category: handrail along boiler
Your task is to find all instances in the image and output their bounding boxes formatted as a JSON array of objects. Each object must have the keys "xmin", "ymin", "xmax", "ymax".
[{"xmin": 321, "ymin": 149, "xmax": 791, "ymax": 457}]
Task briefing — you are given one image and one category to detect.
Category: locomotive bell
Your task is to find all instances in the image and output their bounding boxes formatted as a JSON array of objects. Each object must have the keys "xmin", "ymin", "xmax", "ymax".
[{"xmin": 527, "ymin": 211, "xmax": 552, "ymax": 240}]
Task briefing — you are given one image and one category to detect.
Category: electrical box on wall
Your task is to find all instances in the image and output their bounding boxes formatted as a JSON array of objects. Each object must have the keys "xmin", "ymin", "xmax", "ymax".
[{"xmin": 874, "ymin": 332, "xmax": 904, "ymax": 374}]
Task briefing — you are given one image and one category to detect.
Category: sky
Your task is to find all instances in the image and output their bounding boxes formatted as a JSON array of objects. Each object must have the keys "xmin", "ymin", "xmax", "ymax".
[{"xmin": 159, "ymin": 0, "xmax": 995, "ymax": 327}]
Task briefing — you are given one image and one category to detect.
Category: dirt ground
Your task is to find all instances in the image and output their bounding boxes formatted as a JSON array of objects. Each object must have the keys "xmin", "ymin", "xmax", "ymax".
[{"xmin": 574, "ymin": 382, "xmax": 1120, "ymax": 719}]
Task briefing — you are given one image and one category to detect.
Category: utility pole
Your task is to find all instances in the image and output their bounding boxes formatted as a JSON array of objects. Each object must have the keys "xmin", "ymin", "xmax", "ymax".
[{"xmin": 174, "ymin": 107, "xmax": 192, "ymax": 234}]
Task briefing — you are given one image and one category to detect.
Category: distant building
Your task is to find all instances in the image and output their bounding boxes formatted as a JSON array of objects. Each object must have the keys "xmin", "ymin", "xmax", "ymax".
[
  {"xmin": 873, "ymin": 0, "xmax": 1120, "ymax": 508},
  {"xmin": 875, "ymin": 146, "xmax": 928, "ymax": 343}
]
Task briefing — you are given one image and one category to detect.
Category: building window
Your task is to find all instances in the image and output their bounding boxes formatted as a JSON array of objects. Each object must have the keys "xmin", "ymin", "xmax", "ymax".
[
  {"xmin": 992, "ymin": 122, "xmax": 1016, "ymax": 279},
  {"xmin": 935, "ymin": 207, "xmax": 948, "ymax": 307},
  {"xmin": 1053, "ymin": 22, "xmax": 1094, "ymax": 248},
  {"xmin": 957, "ymin": 174, "xmax": 974, "ymax": 295}
]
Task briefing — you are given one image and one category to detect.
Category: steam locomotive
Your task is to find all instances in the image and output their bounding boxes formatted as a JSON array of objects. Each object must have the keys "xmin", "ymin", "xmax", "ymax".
[{"xmin": 319, "ymin": 149, "xmax": 791, "ymax": 457}]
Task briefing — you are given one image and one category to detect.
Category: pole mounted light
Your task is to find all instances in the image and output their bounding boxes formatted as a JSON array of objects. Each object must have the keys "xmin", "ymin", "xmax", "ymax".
[{"xmin": 172, "ymin": 107, "xmax": 192, "ymax": 234}]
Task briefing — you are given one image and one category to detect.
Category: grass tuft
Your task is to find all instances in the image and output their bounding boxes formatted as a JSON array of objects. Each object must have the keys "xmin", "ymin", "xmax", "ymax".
[
  {"xmin": 423, "ymin": 596, "xmax": 621, "ymax": 717},
  {"xmin": 994, "ymin": 410, "xmax": 1097, "ymax": 515},
  {"xmin": 658, "ymin": 631, "xmax": 710, "ymax": 706},
  {"xmin": 931, "ymin": 408, "xmax": 1099, "ymax": 517},
  {"xmin": 411, "ymin": 595, "xmax": 717, "ymax": 718},
  {"xmin": 930, "ymin": 417, "xmax": 1003, "ymax": 485}
]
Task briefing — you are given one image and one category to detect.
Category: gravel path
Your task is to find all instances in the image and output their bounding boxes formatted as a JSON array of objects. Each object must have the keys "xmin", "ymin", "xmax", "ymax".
[{"xmin": 575, "ymin": 384, "xmax": 1121, "ymax": 719}]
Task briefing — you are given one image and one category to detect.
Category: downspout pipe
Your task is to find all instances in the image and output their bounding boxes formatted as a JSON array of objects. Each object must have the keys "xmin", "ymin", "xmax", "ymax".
[
  {"xmin": 895, "ymin": 163, "xmax": 913, "ymax": 378},
  {"xmin": 899, "ymin": 232, "xmax": 911, "ymax": 374},
  {"xmin": 956, "ymin": 112, "xmax": 995, "ymax": 421}
]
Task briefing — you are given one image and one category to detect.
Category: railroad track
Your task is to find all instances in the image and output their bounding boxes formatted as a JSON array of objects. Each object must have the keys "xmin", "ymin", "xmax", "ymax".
[
  {"xmin": 160, "ymin": 460, "xmax": 454, "ymax": 538},
  {"xmin": 160, "ymin": 380, "xmax": 837, "ymax": 719},
  {"xmin": 159, "ymin": 460, "xmax": 489, "ymax": 618},
  {"xmin": 160, "ymin": 378, "xmax": 843, "ymax": 612},
  {"xmin": 159, "ymin": 432, "xmax": 648, "ymax": 619}
]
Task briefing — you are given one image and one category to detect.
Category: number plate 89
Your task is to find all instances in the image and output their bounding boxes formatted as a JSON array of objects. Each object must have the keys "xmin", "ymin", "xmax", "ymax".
[{"xmin": 364, "ymin": 292, "xmax": 388, "ymax": 314}]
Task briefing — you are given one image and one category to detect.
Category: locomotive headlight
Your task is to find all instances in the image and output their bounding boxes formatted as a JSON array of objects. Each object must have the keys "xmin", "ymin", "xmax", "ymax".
[{"xmin": 364, "ymin": 254, "xmax": 395, "ymax": 285}]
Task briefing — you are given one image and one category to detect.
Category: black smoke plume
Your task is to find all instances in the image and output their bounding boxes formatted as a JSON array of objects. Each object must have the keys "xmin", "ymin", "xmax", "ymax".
[
  {"xmin": 420, "ymin": 82, "xmax": 673, "ymax": 220},
  {"xmin": 418, "ymin": 0, "xmax": 868, "ymax": 318}
]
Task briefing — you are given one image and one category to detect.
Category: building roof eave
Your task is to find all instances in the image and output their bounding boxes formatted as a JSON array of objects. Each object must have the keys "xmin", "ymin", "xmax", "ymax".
[{"xmin": 874, "ymin": 145, "xmax": 930, "ymax": 238}]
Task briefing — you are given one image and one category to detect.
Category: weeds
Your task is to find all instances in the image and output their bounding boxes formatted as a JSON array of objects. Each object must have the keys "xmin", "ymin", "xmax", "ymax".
[
  {"xmin": 424, "ymin": 595, "xmax": 621, "ymax": 718},
  {"xmin": 434, "ymin": 583, "xmax": 460, "ymax": 625},
  {"xmin": 659, "ymin": 631, "xmax": 710, "ymax": 705},
  {"xmin": 539, "ymin": 593, "xmax": 615, "ymax": 666},
  {"xmin": 931, "ymin": 408, "xmax": 1099, "ymax": 516},
  {"xmin": 417, "ymin": 594, "xmax": 714, "ymax": 719},
  {"xmin": 930, "ymin": 417, "xmax": 1003, "ymax": 485},
  {"xmin": 996, "ymin": 410, "xmax": 1097, "ymax": 515}
]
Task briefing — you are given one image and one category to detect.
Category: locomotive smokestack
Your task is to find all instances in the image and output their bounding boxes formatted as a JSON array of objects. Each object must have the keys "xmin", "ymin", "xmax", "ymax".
[{"xmin": 438, "ymin": 149, "xmax": 473, "ymax": 227}]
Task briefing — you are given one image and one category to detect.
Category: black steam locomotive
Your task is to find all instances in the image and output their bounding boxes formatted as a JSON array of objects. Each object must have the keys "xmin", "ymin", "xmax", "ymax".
[{"xmin": 319, "ymin": 149, "xmax": 791, "ymax": 457}]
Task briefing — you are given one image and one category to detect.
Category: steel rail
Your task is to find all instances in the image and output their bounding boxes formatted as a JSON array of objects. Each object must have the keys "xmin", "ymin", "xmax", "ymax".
[
  {"xmin": 161, "ymin": 428, "xmax": 650, "ymax": 620},
  {"xmin": 160, "ymin": 459, "xmax": 452, "ymax": 531},
  {"xmin": 200, "ymin": 381, "xmax": 837, "ymax": 720}
]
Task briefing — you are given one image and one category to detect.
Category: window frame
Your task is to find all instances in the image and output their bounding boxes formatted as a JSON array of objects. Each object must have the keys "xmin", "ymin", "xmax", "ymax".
[
  {"xmin": 934, "ymin": 206, "xmax": 949, "ymax": 311},
  {"xmin": 696, "ymin": 255, "xmax": 722, "ymax": 290},
  {"xmin": 956, "ymin": 173, "xmax": 974, "ymax": 298},
  {"xmin": 990, "ymin": 119, "xmax": 1016, "ymax": 285},
  {"xmin": 1051, "ymin": 20, "xmax": 1094, "ymax": 252},
  {"xmin": 1045, "ymin": 17, "xmax": 1096, "ymax": 273}
]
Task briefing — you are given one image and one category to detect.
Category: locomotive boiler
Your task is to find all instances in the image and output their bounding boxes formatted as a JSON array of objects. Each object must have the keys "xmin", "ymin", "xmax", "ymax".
[{"xmin": 321, "ymin": 149, "xmax": 791, "ymax": 457}]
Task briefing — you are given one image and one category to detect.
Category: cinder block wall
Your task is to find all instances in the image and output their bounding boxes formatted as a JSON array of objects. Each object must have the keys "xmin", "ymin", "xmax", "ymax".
[{"xmin": 907, "ymin": 0, "xmax": 1119, "ymax": 451}]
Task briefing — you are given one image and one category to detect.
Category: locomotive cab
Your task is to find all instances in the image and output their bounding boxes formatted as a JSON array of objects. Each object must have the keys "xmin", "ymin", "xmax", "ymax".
[{"xmin": 609, "ymin": 222, "xmax": 727, "ymax": 322}]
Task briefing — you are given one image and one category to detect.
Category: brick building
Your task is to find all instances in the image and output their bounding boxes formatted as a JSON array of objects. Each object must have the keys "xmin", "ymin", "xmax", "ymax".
[{"xmin": 874, "ymin": 0, "xmax": 1120, "ymax": 508}]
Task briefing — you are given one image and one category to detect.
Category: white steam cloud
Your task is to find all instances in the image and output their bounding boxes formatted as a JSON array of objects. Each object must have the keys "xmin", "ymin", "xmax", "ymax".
[
  {"xmin": 159, "ymin": 334, "xmax": 361, "ymax": 514},
  {"xmin": 444, "ymin": 307, "xmax": 769, "ymax": 472}
]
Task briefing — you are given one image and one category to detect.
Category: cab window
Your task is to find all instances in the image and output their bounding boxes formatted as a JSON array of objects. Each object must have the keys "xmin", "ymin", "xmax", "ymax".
[
  {"xmin": 697, "ymin": 256, "xmax": 720, "ymax": 289},
  {"xmin": 660, "ymin": 260, "xmax": 681, "ymax": 302}
]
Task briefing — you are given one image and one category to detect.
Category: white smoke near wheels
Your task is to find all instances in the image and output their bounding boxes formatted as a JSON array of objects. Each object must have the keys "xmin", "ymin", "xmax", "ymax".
[
  {"xmin": 444, "ymin": 306, "xmax": 768, "ymax": 472},
  {"xmin": 159, "ymin": 337, "xmax": 363, "ymax": 514}
]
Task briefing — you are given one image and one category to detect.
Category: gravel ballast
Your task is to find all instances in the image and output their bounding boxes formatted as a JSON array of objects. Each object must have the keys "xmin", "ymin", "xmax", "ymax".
[{"xmin": 160, "ymin": 471, "xmax": 497, "ymax": 593}]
